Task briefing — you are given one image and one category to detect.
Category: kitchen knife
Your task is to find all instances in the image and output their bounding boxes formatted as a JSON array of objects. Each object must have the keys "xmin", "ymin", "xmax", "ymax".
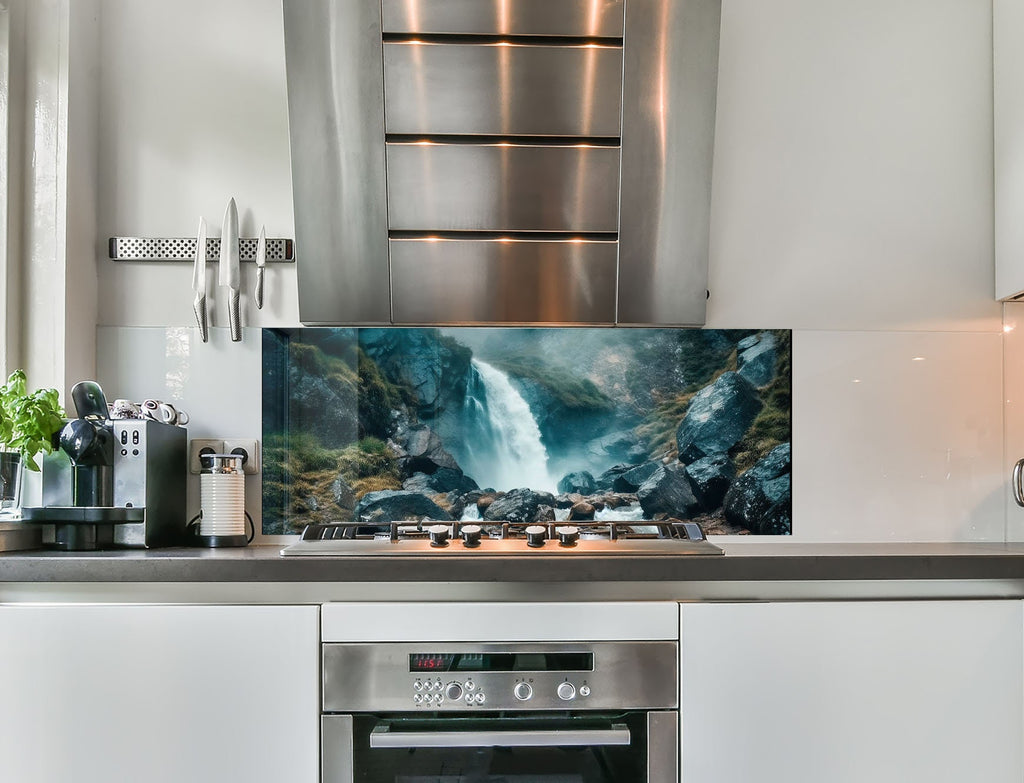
[
  {"xmin": 254, "ymin": 224, "xmax": 266, "ymax": 310},
  {"xmin": 192, "ymin": 216, "xmax": 209, "ymax": 342},
  {"xmin": 219, "ymin": 197, "xmax": 241, "ymax": 342}
]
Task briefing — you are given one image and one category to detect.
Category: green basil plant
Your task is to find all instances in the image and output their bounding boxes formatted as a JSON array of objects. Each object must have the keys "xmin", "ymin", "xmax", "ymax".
[{"xmin": 0, "ymin": 370, "xmax": 65, "ymax": 471}]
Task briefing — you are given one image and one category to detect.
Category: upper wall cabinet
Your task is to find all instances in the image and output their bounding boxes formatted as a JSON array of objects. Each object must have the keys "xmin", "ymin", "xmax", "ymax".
[
  {"xmin": 283, "ymin": 0, "xmax": 721, "ymax": 326},
  {"xmin": 996, "ymin": 0, "xmax": 1024, "ymax": 300}
]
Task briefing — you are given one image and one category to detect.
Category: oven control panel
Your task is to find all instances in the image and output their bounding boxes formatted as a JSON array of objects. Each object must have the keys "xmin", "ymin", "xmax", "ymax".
[
  {"xmin": 409, "ymin": 675, "xmax": 593, "ymax": 708},
  {"xmin": 322, "ymin": 641, "xmax": 678, "ymax": 713}
]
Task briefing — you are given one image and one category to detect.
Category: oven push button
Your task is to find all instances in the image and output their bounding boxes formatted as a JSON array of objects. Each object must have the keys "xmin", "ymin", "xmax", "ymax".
[
  {"xmin": 513, "ymin": 682, "xmax": 533, "ymax": 701},
  {"xmin": 557, "ymin": 682, "xmax": 576, "ymax": 701}
]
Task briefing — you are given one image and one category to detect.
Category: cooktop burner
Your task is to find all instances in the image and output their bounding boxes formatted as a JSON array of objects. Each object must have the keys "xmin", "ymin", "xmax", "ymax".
[{"xmin": 280, "ymin": 519, "xmax": 724, "ymax": 556}]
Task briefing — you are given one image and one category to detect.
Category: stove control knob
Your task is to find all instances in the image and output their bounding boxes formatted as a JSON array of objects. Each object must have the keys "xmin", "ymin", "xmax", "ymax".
[
  {"xmin": 427, "ymin": 524, "xmax": 450, "ymax": 547},
  {"xmin": 579, "ymin": 685, "xmax": 591, "ymax": 697},
  {"xmin": 514, "ymin": 682, "xmax": 533, "ymax": 701},
  {"xmin": 445, "ymin": 682, "xmax": 464, "ymax": 701},
  {"xmin": 461, "ymin": 524, "xmax": 482, "ymax": 548},
  {"xmin": 525, "ymin": 525, "xmax": 547, "ymax": 548},
  {"xmin": 557, "ymin": 682, "xmax": 576, "ymax": 701},
  {"xmin": 555, "ymin": 525, "xmax": 579, "ymax": 547}
]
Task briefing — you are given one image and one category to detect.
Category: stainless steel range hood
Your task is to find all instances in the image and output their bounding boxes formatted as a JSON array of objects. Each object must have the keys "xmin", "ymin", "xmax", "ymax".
[{"xmin": 283, "ymin": 0, "xmax": 721, "ymax": 326}]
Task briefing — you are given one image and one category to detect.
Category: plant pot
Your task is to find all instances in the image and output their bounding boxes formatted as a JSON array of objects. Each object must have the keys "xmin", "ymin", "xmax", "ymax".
[{"xmin": 0, "ymin": 451, "xmax": 23, "ymax": 517}]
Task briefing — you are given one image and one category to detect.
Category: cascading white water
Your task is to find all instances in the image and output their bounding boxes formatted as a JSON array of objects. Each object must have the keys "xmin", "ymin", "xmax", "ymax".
[{"xmin": 457, "ymin": 359, "xmax": 556, "ymax": 493}]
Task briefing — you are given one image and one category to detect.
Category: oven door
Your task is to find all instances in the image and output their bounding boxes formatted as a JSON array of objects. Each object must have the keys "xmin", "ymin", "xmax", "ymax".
[{"xmin": 323, "ymin": 711, "xmax": 677, "ymax": 783}]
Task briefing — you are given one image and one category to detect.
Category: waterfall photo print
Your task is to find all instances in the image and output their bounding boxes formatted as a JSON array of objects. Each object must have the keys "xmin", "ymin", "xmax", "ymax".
[{"xmin": 262, "ymin": 328, "xmax": 792, "ymax": 536}]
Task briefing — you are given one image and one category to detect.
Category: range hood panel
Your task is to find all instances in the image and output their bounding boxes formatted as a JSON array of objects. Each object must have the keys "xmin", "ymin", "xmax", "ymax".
[
  {"xmin": 390, "ymin": 239, "xmax": 618, "ymax": 324},
  {"xmin": 383, "ymin": 42, "xmax": 624, "ymax": 138},
  {"xmin": 381, "ymin": 0, "xmax": 626, "ymax": 38},
  {"xmin": 386, "ymin": 143, "xmax": 622, "ymax": 233},
  {"xmin": 284, "ymin": 0, "xmax": 720, "ymax": 326}
]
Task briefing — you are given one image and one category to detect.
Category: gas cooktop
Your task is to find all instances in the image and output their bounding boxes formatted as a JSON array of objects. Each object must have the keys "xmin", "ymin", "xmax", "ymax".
[{"xmin": 280, "ymin": 520, "xmax": 724, "ymax": 557}]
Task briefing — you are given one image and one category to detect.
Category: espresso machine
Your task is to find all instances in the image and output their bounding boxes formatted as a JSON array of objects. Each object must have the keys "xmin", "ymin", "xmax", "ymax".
[{"xmin": 22, "ymin": 381, "xmax": 187, "ymax": 550}]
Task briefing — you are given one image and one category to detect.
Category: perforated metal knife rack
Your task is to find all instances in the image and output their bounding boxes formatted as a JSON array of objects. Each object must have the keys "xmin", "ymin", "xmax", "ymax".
[{"xmin": 108, "ymin": 237, "xmax": 295, "ymax": 263}]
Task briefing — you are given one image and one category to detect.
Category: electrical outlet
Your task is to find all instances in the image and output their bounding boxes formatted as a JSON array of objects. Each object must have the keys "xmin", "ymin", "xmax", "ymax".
[
  {"xmin": 189, "ymin": 439, "xmax": 224, "ymax": 474},
  {"xmin": 223, "ymin": 438, "xmax": 260, "ymax": 475}
]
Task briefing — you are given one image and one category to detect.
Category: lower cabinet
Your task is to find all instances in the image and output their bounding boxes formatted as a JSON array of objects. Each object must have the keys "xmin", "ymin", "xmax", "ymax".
[
  {"xmin": 679, "ymin": 600, "xmax": 1023, "ymax": 783},
  {"xmin": 0, "ymin": 604, "xmax": 319, "ymax": 783}
]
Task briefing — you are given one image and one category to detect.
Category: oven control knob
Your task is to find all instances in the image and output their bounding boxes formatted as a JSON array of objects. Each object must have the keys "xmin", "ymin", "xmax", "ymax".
[
  {"xmin": 427, "ymin": 524, "xmax": 450, "ymax": 547},
  {"xmin": 557, "ymin": 682, "xmax": 576, "ymax": 701},
  {"xmin": 445, "ymin": 682, "xmax": 464, "ymax": 701},
  {"xmin": 579, "ymin": 685, "xmax": 591, "ymax": 697},
  {"xmin": 555, "ymin": 525, "xmax": 579, "ymax": 547},
  {"xmin": 461, "ymin": 524, "xmax": 482, "ymax": 548},
  {"xmin": 525, "ymin": 525, "xmax": 547, "ymax": 547},
  {"xmin": 513, "ymin": 682, "xmax": 533, "ymax": 701}
]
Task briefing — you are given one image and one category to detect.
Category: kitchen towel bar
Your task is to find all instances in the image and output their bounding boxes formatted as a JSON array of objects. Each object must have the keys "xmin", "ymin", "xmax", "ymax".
[{"xmin": 109, "ymin": 237, "xmax": 294, "ymax": 263}]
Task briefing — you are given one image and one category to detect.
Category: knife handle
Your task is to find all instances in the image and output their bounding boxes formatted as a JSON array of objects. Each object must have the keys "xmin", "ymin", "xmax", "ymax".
[
  {"xmin": 228, "ymin": 289, "xmax": 241, "ymax": 342},
  {"xmin": 255, "ymin": 267, "xmax": 265, "ymax": 310},
  {"xmin": 193, "ymin": 294, "xmax": 209, "ymax": 343}
]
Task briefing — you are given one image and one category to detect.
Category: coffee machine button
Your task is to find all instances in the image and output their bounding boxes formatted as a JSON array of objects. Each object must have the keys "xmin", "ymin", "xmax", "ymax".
[
  {"xmin": 132, "ymin": 431, "xmax": 139, "ymax": 445},
  {"xmin": 121, "ymin": 449, "xmax": 127, "ymax": 456},
  {"xmin": 120, "ymin": 431, "xmax": 128, "ymax": 445}
]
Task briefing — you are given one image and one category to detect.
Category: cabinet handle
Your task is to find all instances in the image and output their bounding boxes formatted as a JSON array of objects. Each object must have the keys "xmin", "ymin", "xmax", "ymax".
[{"xmin": 1013, "ymin": 459, "xmax": 1024, "ymax": 507}]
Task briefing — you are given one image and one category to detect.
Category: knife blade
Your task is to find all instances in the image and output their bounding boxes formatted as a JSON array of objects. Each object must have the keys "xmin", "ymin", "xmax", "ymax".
[
  {"xmin": 192, "ymin": 217, "xmax": 209, "ymax": 342},
  {"xmin": 219, "ymin": 197, "xmax": 241, "ymax": 342},
  {"xmin": 254, "ymin": 224, "xmax": 266, "ymax": 310}
]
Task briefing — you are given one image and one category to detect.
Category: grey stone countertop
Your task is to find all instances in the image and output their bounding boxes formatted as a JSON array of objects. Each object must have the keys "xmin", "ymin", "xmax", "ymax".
[{"xmin": 2, "ymin": 542, "xmax": 1024, "ymax": 584}]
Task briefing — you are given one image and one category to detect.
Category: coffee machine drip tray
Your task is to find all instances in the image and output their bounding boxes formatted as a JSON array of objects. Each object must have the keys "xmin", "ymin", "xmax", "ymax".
[
  {"xmin": 21, "ymin": 507, "xmax": 145, "ymax": 523},
  {"xmin": 20, "ymin": 506, "xmax": 146, "ymax": 551}
]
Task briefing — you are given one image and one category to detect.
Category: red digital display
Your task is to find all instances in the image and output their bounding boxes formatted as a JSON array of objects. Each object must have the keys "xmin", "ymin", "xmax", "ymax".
[{"xmin": 410, "ymin": 654, "xmax": 454, "ymax": 672}]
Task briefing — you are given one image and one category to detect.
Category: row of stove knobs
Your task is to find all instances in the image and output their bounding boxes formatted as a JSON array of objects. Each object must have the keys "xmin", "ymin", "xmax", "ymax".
[{"xmin": 427, "ymin": 524, "xmax": 582, "ymax": 548}]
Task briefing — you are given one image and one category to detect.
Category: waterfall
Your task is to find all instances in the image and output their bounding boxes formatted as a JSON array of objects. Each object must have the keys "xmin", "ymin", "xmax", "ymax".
[{"xmin": 457, "ymin": 359, "xmax": 556, "ymax": 493}]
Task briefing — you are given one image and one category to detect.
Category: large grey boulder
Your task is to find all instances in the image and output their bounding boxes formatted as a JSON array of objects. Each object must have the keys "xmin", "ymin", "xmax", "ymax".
[
  {"xmin": 557, "ymin": 471, "xmax": 596, "ymax": 495},
  {"xmin": 594, "ymin": 464, "xmax": 632, "ymax": 491},
  {"xmin": 675, "ymin": 372, "xmax": 763, "ymax": 463},
  {"xmin": 484, "ymin": 488, "xmax": 557, "ymax": 524},
  {"xmin": 392, "ymin": 424, "xmax": 461, "ymax": 476},
  {"xmin": 353, "ymin": 490, "xmax": 453, "ymax": 523},
  {"xmin": 683, "ymin": 453, "xmax": 736, "ymax": 511},
  {"xmin": 737, "ymin": 332, "xmax": 779, "ymax": 388},
  {"xmin": 403, "ymin": 468, "xmax": 478, "ymax": 495},
  {"xmin": 723, "ymin": 443, "xmax": 791, "ymax": 534},
  {"xmin": 612, "ymin": 461, "xmax": 661, "ymax": 493},
  {"xmin": 637, "ymin": 464, "xmax": 701, "ymax": 518}
]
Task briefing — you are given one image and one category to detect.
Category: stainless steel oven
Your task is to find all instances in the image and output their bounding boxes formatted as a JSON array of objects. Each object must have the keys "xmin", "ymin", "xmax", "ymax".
[{"xmin": 321, "ymin": 641, "xmax": 678, "ymax": 782}]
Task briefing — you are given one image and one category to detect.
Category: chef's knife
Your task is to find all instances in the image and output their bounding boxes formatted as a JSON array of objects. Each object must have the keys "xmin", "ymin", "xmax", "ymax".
[
  {"xmin": 219, "ymin": 197, "xmax": 241, "ymax": 342},
  {"xmin": 192, "ymin": 216, "xmax": 209, "ymax": 342},
  {"xmin": 254, "ymin": 224, "xmax": 266, "ymax": 310}
]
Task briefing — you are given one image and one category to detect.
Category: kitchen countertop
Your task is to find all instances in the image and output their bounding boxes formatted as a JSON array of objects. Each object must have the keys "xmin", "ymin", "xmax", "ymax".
[{"xmin": 2, "ymin": 542, "xmax": 1024, "ymax": 603}]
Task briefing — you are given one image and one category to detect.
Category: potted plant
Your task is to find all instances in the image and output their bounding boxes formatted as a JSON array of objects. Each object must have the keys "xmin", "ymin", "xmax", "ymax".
[{"xmin": 0, "ymin": 370, "xmax": 65, "ymax": 514}]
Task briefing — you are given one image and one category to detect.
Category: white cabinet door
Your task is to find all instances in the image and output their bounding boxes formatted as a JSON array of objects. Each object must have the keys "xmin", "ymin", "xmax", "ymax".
[
  {"xmin": 680, "ymin": 601, "xmax": 1023, "ymax": 783},
  {"xmin": 0, "ymin": 604, "xmax": 319, "ymax": 783}
]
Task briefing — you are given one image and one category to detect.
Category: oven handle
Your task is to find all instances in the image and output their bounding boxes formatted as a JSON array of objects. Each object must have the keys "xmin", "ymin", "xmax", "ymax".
[{"xmin": 369, "ymin": 723, "xmax": 632, "ymax": 749}]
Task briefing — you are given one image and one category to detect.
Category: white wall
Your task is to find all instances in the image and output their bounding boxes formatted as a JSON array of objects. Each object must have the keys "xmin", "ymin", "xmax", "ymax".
[{"xmin": 91, "ymin": 0, "xmax": 1004, "ymax": 542}]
